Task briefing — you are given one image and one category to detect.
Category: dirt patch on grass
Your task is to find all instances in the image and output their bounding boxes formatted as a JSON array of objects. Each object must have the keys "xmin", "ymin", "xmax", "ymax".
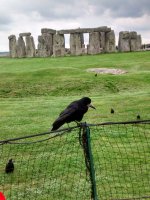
[{"xmin": 87, "ymin": 68, "xmax": 127, "ymax": 75}]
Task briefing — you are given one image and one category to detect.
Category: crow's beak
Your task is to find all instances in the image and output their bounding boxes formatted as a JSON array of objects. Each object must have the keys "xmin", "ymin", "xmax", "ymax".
[{"xmin": 89, "ymin": 104, "xmax": 96, "ymax": 109}]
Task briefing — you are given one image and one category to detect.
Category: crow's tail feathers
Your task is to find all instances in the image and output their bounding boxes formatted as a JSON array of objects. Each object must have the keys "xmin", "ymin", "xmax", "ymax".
[{"xmin": 51, "ymin": 118, "xmax": 65, "ymax": 131}]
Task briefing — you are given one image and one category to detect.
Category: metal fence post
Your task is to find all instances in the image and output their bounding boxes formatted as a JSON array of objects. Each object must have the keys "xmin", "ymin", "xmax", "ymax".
[{"xmin": 81, "ymin": 122, "xmax": 98, "ymax": 200}]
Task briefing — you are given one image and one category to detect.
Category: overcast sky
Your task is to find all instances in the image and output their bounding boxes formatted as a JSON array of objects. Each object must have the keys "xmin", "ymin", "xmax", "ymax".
[{"xmin": 0, "ymin": 0, "xmax": 150, "ymax": 51}]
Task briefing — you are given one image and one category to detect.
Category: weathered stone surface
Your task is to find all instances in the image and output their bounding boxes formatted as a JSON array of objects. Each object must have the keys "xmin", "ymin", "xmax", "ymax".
[
  {"xmin": 8, "ymin": 35, "xmax": 15, "ymax": 40},
  {"xmin": 137, "ymin": 35, "xmax": 142, "ymax": 50},
  {"xmin": 57, "ymin": 26, "xmax": 111, "ymax": 34},
  {"xmin": 105, "ymin": 30, "xmax": 116, "ymax": 52},
  {"xmin": 87, "ymin": 32, "xmax": 101, "ymax": 55},
  {"xmin": 70, "ymin": 33, "xmax": 84, "ymax": 55},
  {"xmin": 53, "ymin": 34, "xmax": 65, "ymax": 57},
  {"xmin": 19, "ymin": 32, "xmax": 31, "ymax": 37},
  {"xmin": 25, "ymin": 36, "xmax": 36, "ymax": 57},
  {"xmin": 130, "ymin": 31, "xmax": 138, "ymax": 51},
  {"xmin": 8, "ymin": 35, "xmax": 18, "ymax": 58},
  {"xmin": 41, "ymin": 28, "xmax": 56, "ymax": 34},
  {"xmin": 37, "ymin": 33, "xmax": 53, "ymax": 57},
  {"xmin": 118, "ymin": 31, "xmax": 142, "ymax": 52},
  {"xmin": 17, "ymin": 36, "xmax": 26, "ymax": 57},
  {"xmin": 37, "ymin": 36, "xmax": 47, "ymax": 57},
  {"xmin": 131, "ymin": 32, "xmax": 142, "ymax": 51},
  {"xmin": 118, "ymin": 31, "xmax": 130, "ymax": 52},
  {"xmin": 100, "ymin": 32, "xmax": 105, "ymax": 51},
  {"xmin": 130, "ymin": 31, "xmax": 137, "ymax": 39}
]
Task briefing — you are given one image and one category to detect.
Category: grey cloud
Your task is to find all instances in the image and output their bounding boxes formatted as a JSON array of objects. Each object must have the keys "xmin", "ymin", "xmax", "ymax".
[
  {"xmin": 88, "ymin": 0, "xmax": 150, "ymax": 18},
  {"xmin": 2, "ymin": 0, "xmax": 150, "ymax": 22},
  {"xmin": 0, "ymin": 14, "xmax": 12, "ymax": 30},
  {"xmin": 8, "ymin": 0, "xmax": 88, "ymax": 20}
]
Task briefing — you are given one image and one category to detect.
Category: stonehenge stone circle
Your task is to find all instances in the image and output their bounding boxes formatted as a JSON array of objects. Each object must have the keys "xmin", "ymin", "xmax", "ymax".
[{"xmin": 8, "ymin": 27, "xmax": 142, "ymax": 58}]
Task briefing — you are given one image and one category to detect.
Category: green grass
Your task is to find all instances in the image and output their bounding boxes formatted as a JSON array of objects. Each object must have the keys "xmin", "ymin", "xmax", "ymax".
[
  {"xmin": 0, "ymin": 51, "xmax": 150, "ymax": 97},
  {"xmin": 0, "ymin": 51, "xmax": 150, "ymax": 138},
  {"xmin": 0, "ymin": 51, "xmax": 150, "ymax": 199}
]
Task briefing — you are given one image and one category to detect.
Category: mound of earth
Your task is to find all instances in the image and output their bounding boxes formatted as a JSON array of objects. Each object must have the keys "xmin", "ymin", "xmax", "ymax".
[{"xmin": 87, "ymin": 68, "xmax": 127, "ymax": 75}]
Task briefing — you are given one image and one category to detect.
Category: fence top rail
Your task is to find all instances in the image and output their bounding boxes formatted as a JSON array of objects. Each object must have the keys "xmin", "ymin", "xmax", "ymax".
[
  {"xmin": 0, "ymin": 126, "xmax": 79, "ymax": 144},
  {"xmin": 87, "ymin": 119, "xmax": 150, "ymax": 127},
  {"xmin": 0, "ymin": 119, "xmax": 149, "ymax": 144}
]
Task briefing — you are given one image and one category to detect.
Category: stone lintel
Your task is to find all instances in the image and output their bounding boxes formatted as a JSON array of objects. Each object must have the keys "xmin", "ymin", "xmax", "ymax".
[
  {"xmin": 19, "ymin": 32, "xmax": 31, "ymax": 37},
  {"xmin": 41, "ymin": 28, "xmax": 56, "ymax": 34},
  {"xmin": 57, "ymin": 26, "xmax": 111, "ymax": 34}
]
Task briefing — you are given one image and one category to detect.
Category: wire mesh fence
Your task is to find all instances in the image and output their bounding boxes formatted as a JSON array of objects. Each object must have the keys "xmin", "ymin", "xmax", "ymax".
[{"xmin": 0, "ymin": 120, "xmax": 150, "ymax": 200}]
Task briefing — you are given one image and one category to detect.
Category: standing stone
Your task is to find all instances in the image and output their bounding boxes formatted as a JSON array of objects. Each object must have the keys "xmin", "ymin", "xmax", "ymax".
[
  {"xmin": 87, "ymin": 32, "xmax": 101, "ymax": 55},
  {"xmin": 38, "ymin": 35, "xmax": 47, "ymax": 57},
  {"xmin": 25, "ymin": 36, "xmax": 36, "ymax": 57},
  {"xmin": 130, "ymin": 31, "xmax": 138, "ymax": 52},
  {"xmin": 53, "ymin": 34, "xmax": 65, "ymax": 57},
  {"xmin": 105, "ymin": 30, "xmax": 116, "ymax": 52},
  {"xmin": 137, "ymin": 35, "xmax": 142, "ymax": 50},
  {"xmin": 37, "ymin": 29, "xmax": 54, "ymax": 57},
  {"xmin": 70, "ymin": 33, "xmax": 84, "ymax": 55},
  {"xmin": 8, "ymin": 35, "xmax": 18, "ymax": 58},
  {"xmin": 80, "ymin": 33, "xmax": 84, "ymax": 46},
  {"xmin": 118, "ymin": 31, "xmax": 130, "ymax": 52},
  {"xmin": 100, "ymin": 32, "xmax": 105, "ymax": 51},
  {"xmin": 70, "ymin": 33, "xmax": 76, "ymax": 55},
  {"xmin": 17, "ymin": 36, "xmax": 26, "ymax": 58},
  {"xmin": 43, "ymin": 33, "xmax": 53, "ymax": 56}
]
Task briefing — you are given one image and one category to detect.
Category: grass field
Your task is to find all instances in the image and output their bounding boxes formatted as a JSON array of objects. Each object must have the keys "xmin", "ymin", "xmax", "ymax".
[
  {"xmin": 0, "ymin": 51, "xmax": 150, "ymax": 137},
  {"xmin": 0, "ymin": 51, "xmax": 150, "ymax": 199}
]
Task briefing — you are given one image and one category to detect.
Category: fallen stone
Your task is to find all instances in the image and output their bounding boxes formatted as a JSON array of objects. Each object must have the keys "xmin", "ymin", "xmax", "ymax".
[{"xmin": 87, "ymin": 68, "xmax": 127, "ymax": 75}]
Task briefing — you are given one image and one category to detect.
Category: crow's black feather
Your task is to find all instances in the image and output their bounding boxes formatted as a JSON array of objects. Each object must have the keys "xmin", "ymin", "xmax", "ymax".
[{"xmin": 51, "ymin": 97, "xmax": 95, "ymax": 131}]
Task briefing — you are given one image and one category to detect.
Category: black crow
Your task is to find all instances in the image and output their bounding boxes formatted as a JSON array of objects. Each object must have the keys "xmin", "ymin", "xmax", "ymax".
[
  {"xmin": 51, "ymin": 97, "xmax": 95, "ymax": 131},
  {"xmin": 111, "ymin": 108, "xmax": 115, "ymax": 114},
  {"xmin": 136, "ymin": 114, "xmax": 141, "ymax": 120},
  {"xmin": 5, "ymin": 159, "xmax": 14, "ymax": 173}
]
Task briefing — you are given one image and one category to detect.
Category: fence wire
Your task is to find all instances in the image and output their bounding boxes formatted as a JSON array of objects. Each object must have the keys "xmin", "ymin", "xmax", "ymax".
[
  {"xmin": 0, "ymin": 120, "xmax": 150, "ymax": 200},
  {"xmin": 90, "ymin": 121, "xmax": 150, "ymax": 200}
]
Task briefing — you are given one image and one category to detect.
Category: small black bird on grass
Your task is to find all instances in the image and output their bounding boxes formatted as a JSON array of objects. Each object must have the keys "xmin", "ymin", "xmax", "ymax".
[
  {"xmin": 136, "ymin": 114, "xmax": 141, "ymax": 120},
  {"xmin": 5, "ymin": 159, "xmax": 14, "ymax": 173},
  {"xmin": 111, "ymin": 108, "xmax": 115, "ymax": 114},
  {"xmin": 51, "ymin": 97, "xmax": 95, "ymax": 131}
]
